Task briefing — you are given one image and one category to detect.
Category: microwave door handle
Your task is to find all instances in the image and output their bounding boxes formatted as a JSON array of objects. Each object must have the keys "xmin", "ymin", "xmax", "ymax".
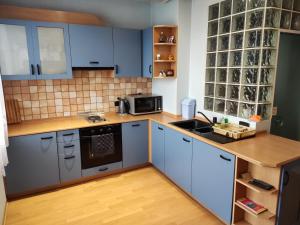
[{"xmin": 155, "ymin": 98, "xmax": 157, "ymax": 111}]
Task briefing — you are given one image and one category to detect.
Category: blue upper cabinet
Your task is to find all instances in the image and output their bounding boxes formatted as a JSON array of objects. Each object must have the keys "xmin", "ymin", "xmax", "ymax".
[
  {"xmin": 0, "ymin": 19, "xmax": 35, "ymax": 80},
  {"xmin": 165, "ymin": 127, "xmax": 193, "ymax": 193},
  {"xmin": 0, "ymin": 19, "xmax": 72, "ymax": 80},
  {"xmin": 113, "ymin": 28, "xmax": 142, "ymax": 77},
  {"xmin": 31, "ymin": 22, "xmax": 72, "ymax": 80},
  {"xmin": 142, "ymin": 27, "xmax": 153, "ymax": 78},
  {"xmin": 192, "ymin": 139, "xmax": 235, "ymax": 224},
  {"xmin": 69, "ymin": 24, "xmax": 114, "ymax": 68}
]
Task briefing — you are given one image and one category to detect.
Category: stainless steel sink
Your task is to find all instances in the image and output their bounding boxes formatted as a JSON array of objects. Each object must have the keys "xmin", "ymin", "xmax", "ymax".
[{"xmin": 170, "ymin": 119, "xmax": 235, "ymax": 144}]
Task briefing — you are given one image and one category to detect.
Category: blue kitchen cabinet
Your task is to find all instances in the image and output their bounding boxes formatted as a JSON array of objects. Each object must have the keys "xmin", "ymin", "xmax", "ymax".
[
  {"xmin": 0, "ymin": 19, "xmax": 36, "ymax": 80},
  {"xmin": 5, "ymin": 132, "xmax": 60, "ymax": 195},
  {"xmin": 113, "ymin": 28, "xmax": 142, "ymax": 77},
  {"xmin": 57, "ymin": 129, "xmax": 82, "ymax": 183},
  {"xmin": 151, "ymin": 122, "xmax": 165, "ymax": 172},
  {"xmin": 192, "ymin": 139, "xmax": 235, "ymax": 224},
  {"xmin": 165, "ymin": 127, "xmax": 193, "ymax": 193},
  {"xmin": 0, "ymin": 19, "xmax": 72, "ymax": 80},
  {"xmin": 122, "ymin": 120, "xmax": 149, "ymax": 168},
  {"xmin": 69, "ymin": 24, "xmax": 114, "ymax": 68},
  {"xmin": 142, "ymin": 27, "xmax": 153, "ymax": 78}
]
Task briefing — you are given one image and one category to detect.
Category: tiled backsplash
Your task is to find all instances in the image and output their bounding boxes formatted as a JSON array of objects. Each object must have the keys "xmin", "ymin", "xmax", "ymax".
[{"xmin": 2, "ymin": 70, "xmax": 152, "ymax": 121}]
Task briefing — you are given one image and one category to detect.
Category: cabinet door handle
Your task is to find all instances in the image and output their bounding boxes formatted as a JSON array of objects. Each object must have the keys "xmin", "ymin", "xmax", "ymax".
[
  {"xmin": 132, "ymin": 124, "xmax": 141, "ymax": 127},
  {"xmin": 98, "ymin": 167, "xmax": 109, "ymax": 172},
  {"xmin": 41, "ymin": 136, "xmax": 53, "ymax": 140},
  {"xmin": 115, "ymin": 65, "xmax": 119, "ymax": 74},
  {"xmin": 89, "ymin": 61, "xmax": 100, "ymax": 64},
  {"xmin": 149, "ymin": 65, "xmax": 152, "ymax": 74},
  {"xmin": 158, "ymin": 127, "xmax": 163, "ymax": 131},
  {"xmin": 220, "ymin": 155, "xmax": 231, "ymax": 162},
  {"xmin": 64, "ymin": 155, "xmax": 75, "ymax": 160},
  {"xmin": 31, "ymin": 64, "xmax": 35, "ymax": 75},
  {"xmin": 182, "ymin": 138, "xmax": 191, "ymax": 143},
  {"xmin": 64, "ymin": 145, "xmax": 75, "ymax": 149},
  {"xmin": 63, "ymin": 133, "xmax": 75, "ymax": 137},
  {"xmin": 283, "ymin": 171, "xmax": 290, "ymax": 186},
  {"xmin": 37, "ymin": 64, "xmax": 41, "ymax": 75}
]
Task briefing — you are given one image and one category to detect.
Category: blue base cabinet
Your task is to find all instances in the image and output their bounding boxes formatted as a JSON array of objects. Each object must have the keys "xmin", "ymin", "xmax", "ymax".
[
  {"xmin": 5, "ymin": 132, "xmax": 60, "ymax": 195},
  {"xmin": 165, "ymin": 127, "xmax": 193, "ymax": 193},
  {"xmin": 122, "ymin": 120, "xmax": 149, "ymax": 168},
  {"xmin": 192, "ymin": 139, "xmax": 235, "ymax": 224},
  {"xmin": 151, "ymin": 122, "xmax": 165, "ymax": 172}
]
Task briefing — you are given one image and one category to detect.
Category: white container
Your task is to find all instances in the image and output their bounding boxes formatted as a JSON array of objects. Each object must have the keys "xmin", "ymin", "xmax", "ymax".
[{"xmin": 181, "ymin": 98, "xmax": 196, "ymax": 119}]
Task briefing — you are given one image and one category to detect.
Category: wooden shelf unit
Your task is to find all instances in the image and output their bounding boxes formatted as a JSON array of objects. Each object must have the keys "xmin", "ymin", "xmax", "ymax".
[
  {"xmin": 232, "ymin": 158, "xmax": 281, "ymax": 225},
  {"xmin": 153, "ymin": 25, "xmax": 177, "ymax": 79}
]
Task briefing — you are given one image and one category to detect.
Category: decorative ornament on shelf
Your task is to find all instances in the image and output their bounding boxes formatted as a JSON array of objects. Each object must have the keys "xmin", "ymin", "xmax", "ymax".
[
  {"xmin": 156, "ymin": 54, "xmax": 161, "ymax": 60},
  {"xmin": 159, "ymin": 70, "xmax": 166, "ymax": 77},
  {"xmin": 167, "ymin": 35, "xmax": 176, "ymax": 43},
  {"xmin": 168, "ymin": 55, "xmax": 174, "ymax": 60},
  {"xmin": 166, "ymin": 69, "xmax": 174, "ymax": 77},
  {"xmin": 159, "ymin": 32, "xmax": 166, "ymax": 43}
]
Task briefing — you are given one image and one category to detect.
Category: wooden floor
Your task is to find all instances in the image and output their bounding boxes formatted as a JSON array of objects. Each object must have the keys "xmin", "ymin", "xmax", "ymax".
[{"xmin": 5, "ymin": 167, "xmax": 224, "ymax": 225}]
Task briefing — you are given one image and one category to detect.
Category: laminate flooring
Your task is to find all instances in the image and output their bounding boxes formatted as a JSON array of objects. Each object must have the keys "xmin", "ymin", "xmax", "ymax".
[{"xmin": 5, "ymin": 167, "xmax": 224, "ymax": 225}]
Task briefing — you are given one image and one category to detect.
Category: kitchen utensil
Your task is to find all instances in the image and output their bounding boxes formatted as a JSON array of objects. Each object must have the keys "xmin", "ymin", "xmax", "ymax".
[{"xmin": 117, "ymin": 97, "xmax": 130, "ymax": 114}]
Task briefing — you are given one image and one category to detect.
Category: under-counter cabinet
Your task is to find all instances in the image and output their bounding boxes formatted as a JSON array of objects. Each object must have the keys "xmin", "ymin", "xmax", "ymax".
[
  {"xmin": 0, "ymin": 19, "xmax": 72, "ymax": 80},
  {"xmin": 122, "ymin": 121, "xmax": 148, "ymax": 168},
  {"xmin": 57, "ymin": 129, "xmax": 82, "ymax": 183},
  {"xmin": 113, "ymin": 28, "xmax": 142, "ymax": 77},
  {"xmin": 5, "ymin": 132, "xmax": 60, "ymax": 195},
  {"xmin": 165, "ymin": 127, "xmax": 193, "ymax": 193},
  {"xmin": 69, "ymin": 24, "xmax": 113, "ymax": 68},
  {"xmin": 192, "ymin": 139, "xmax": 235, "ymax": 224},
  {"xmin": 151, "ymin": 122, "xmax": 165, "ymax": 172}
]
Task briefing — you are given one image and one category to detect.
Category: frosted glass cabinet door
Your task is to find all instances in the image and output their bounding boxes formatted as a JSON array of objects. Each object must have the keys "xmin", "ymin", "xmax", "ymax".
[
  {"xmin": 32, "ymin": 22, "xmax": 72, "ymax": 79},
  {"xmin": 0, "ymin": 20, "xmax": 34, "ymax": 80}
]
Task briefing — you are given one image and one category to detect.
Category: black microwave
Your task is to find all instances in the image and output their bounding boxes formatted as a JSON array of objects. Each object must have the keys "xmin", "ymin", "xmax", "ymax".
[{"xmin": 126, "ymin": 94, "xmax": 163, "ymax": 115}]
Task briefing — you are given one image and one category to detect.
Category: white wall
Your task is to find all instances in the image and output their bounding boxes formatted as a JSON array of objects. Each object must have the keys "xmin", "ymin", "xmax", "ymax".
[
  {"xmin": 151, "ymin": 0, "xmax": 192, "ymax": 115},
  {"xmin": 0, "ymin": 0, "xmax": 151, "ymax": 29},
  {"xmin": 0, "ymin": 178, "xmax": 6, "ymax": 224}
]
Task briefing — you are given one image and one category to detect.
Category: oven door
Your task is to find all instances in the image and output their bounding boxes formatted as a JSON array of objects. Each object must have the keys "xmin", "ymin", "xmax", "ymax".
[
  {"xmin": 134, "ymin": 97, "xmax": 157, "ymax": 114},
  {"xmin": 80, "ymin": 129, "xmax": 122, "ymax": 169}
]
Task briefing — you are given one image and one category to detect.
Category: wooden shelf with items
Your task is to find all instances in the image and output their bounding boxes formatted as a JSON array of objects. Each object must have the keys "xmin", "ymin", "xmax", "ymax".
[
  {"xmin": 232, "ymin": 158, "xmax": 281, "ymax": 225},
  {"xmin": 153, "ymin": 25, "xmax": 177, "ymax": 79}
]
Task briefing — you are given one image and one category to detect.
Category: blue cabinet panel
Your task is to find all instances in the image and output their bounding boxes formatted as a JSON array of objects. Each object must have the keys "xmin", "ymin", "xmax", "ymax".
[
  {"xmin": 142, "ymin": 27, "xmax": 153, "ymax": 78},
  {"xmin": 165, "ymin": 127, "xmax": 193, "ymax": 193},
  {"xmin": 31, "ymin": 21, "xmax": 72, "ymax": 80},
  {"xmin": 192, "ymin": 139, "xmax": 235, "ymax": 224},
  {"xmin": 5, "ymin": 132, "xmax": 60, "ymax": 195},
  {"xmin": 113, "ymin": 28, "xmax": 142, "ymax": 77},
  {"xmin": 0, "ymin": 19, "xmax": 35, "ymax": 80},
  {"xmin": 151, "ymin": 122, "xmax": 165, "ymax": 172},
  {"xmin": 122, "ymin": 120, "xmax": 148, "ymax": 168},
  {"xmin": 69, "ymin": 24, "xmax": 113, "ymax": 68}
]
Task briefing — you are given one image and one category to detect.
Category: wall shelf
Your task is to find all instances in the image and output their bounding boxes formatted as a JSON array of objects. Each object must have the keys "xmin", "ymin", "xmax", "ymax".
[{"xmin": 153, "ymin": 25, "xmax": 177, "ymax": 79}]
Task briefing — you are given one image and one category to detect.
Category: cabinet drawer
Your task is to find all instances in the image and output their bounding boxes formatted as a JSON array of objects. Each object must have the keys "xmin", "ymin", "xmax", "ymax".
[
  {"xmin": 57, "ymin": 129, "xmax": 79, "ymax": 143},
  {"xmin": 81, "ymin": 162, "xmax": 122, "ymax": 177},
  {"xmin": 57, "ymin": 139, "xmax": 80, "ymax": 155},
  {"xmin": 59, "ymin": 151, "xmax": 82, "ymax": 183}
]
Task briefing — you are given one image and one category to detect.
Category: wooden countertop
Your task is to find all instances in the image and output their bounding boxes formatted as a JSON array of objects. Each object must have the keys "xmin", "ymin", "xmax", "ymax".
[{"xmin": 8, "ymin": 112, "xmax": 300, "ymax": 168}]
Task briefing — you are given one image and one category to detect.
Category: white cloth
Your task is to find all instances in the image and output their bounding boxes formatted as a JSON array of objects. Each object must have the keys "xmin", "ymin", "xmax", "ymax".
[{"xmin": 0, "ymin": 76, "xmax": 8, "ymax": 176}]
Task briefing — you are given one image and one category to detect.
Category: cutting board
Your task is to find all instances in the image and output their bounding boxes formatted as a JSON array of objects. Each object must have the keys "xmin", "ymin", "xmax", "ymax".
[{"xmin": 5, "ymin": 99, "xmax": 22, "ymax": 124}]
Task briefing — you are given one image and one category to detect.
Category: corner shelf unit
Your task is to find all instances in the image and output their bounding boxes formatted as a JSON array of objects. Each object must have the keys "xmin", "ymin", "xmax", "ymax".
[
  {"xmin": 232, "ymin": 157, "xmax": 281, "ymax": 225},
  {"xmin": 153, "ymin": 25, "xmax": 178, "ymax": 79}
]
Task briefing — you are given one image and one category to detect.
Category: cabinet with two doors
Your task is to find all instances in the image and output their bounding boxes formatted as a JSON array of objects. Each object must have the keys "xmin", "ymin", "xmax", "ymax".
[
  {"xmin": 0, "ymin": 19, "xmax": 72, "ymax": 80},
  {"xmin": 151, "ymin": 121, "xmax": 235, "ymax": 224}
]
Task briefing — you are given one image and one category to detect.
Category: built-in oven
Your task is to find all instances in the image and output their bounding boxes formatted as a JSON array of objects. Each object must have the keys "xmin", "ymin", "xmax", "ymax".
[
  {"xmin": 126, "ymin": 94, "xmax": 163, "ymax": 115},
  {"xmin": 79, "ymin": 124, "xmax": 122, "ymax": 169}
]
